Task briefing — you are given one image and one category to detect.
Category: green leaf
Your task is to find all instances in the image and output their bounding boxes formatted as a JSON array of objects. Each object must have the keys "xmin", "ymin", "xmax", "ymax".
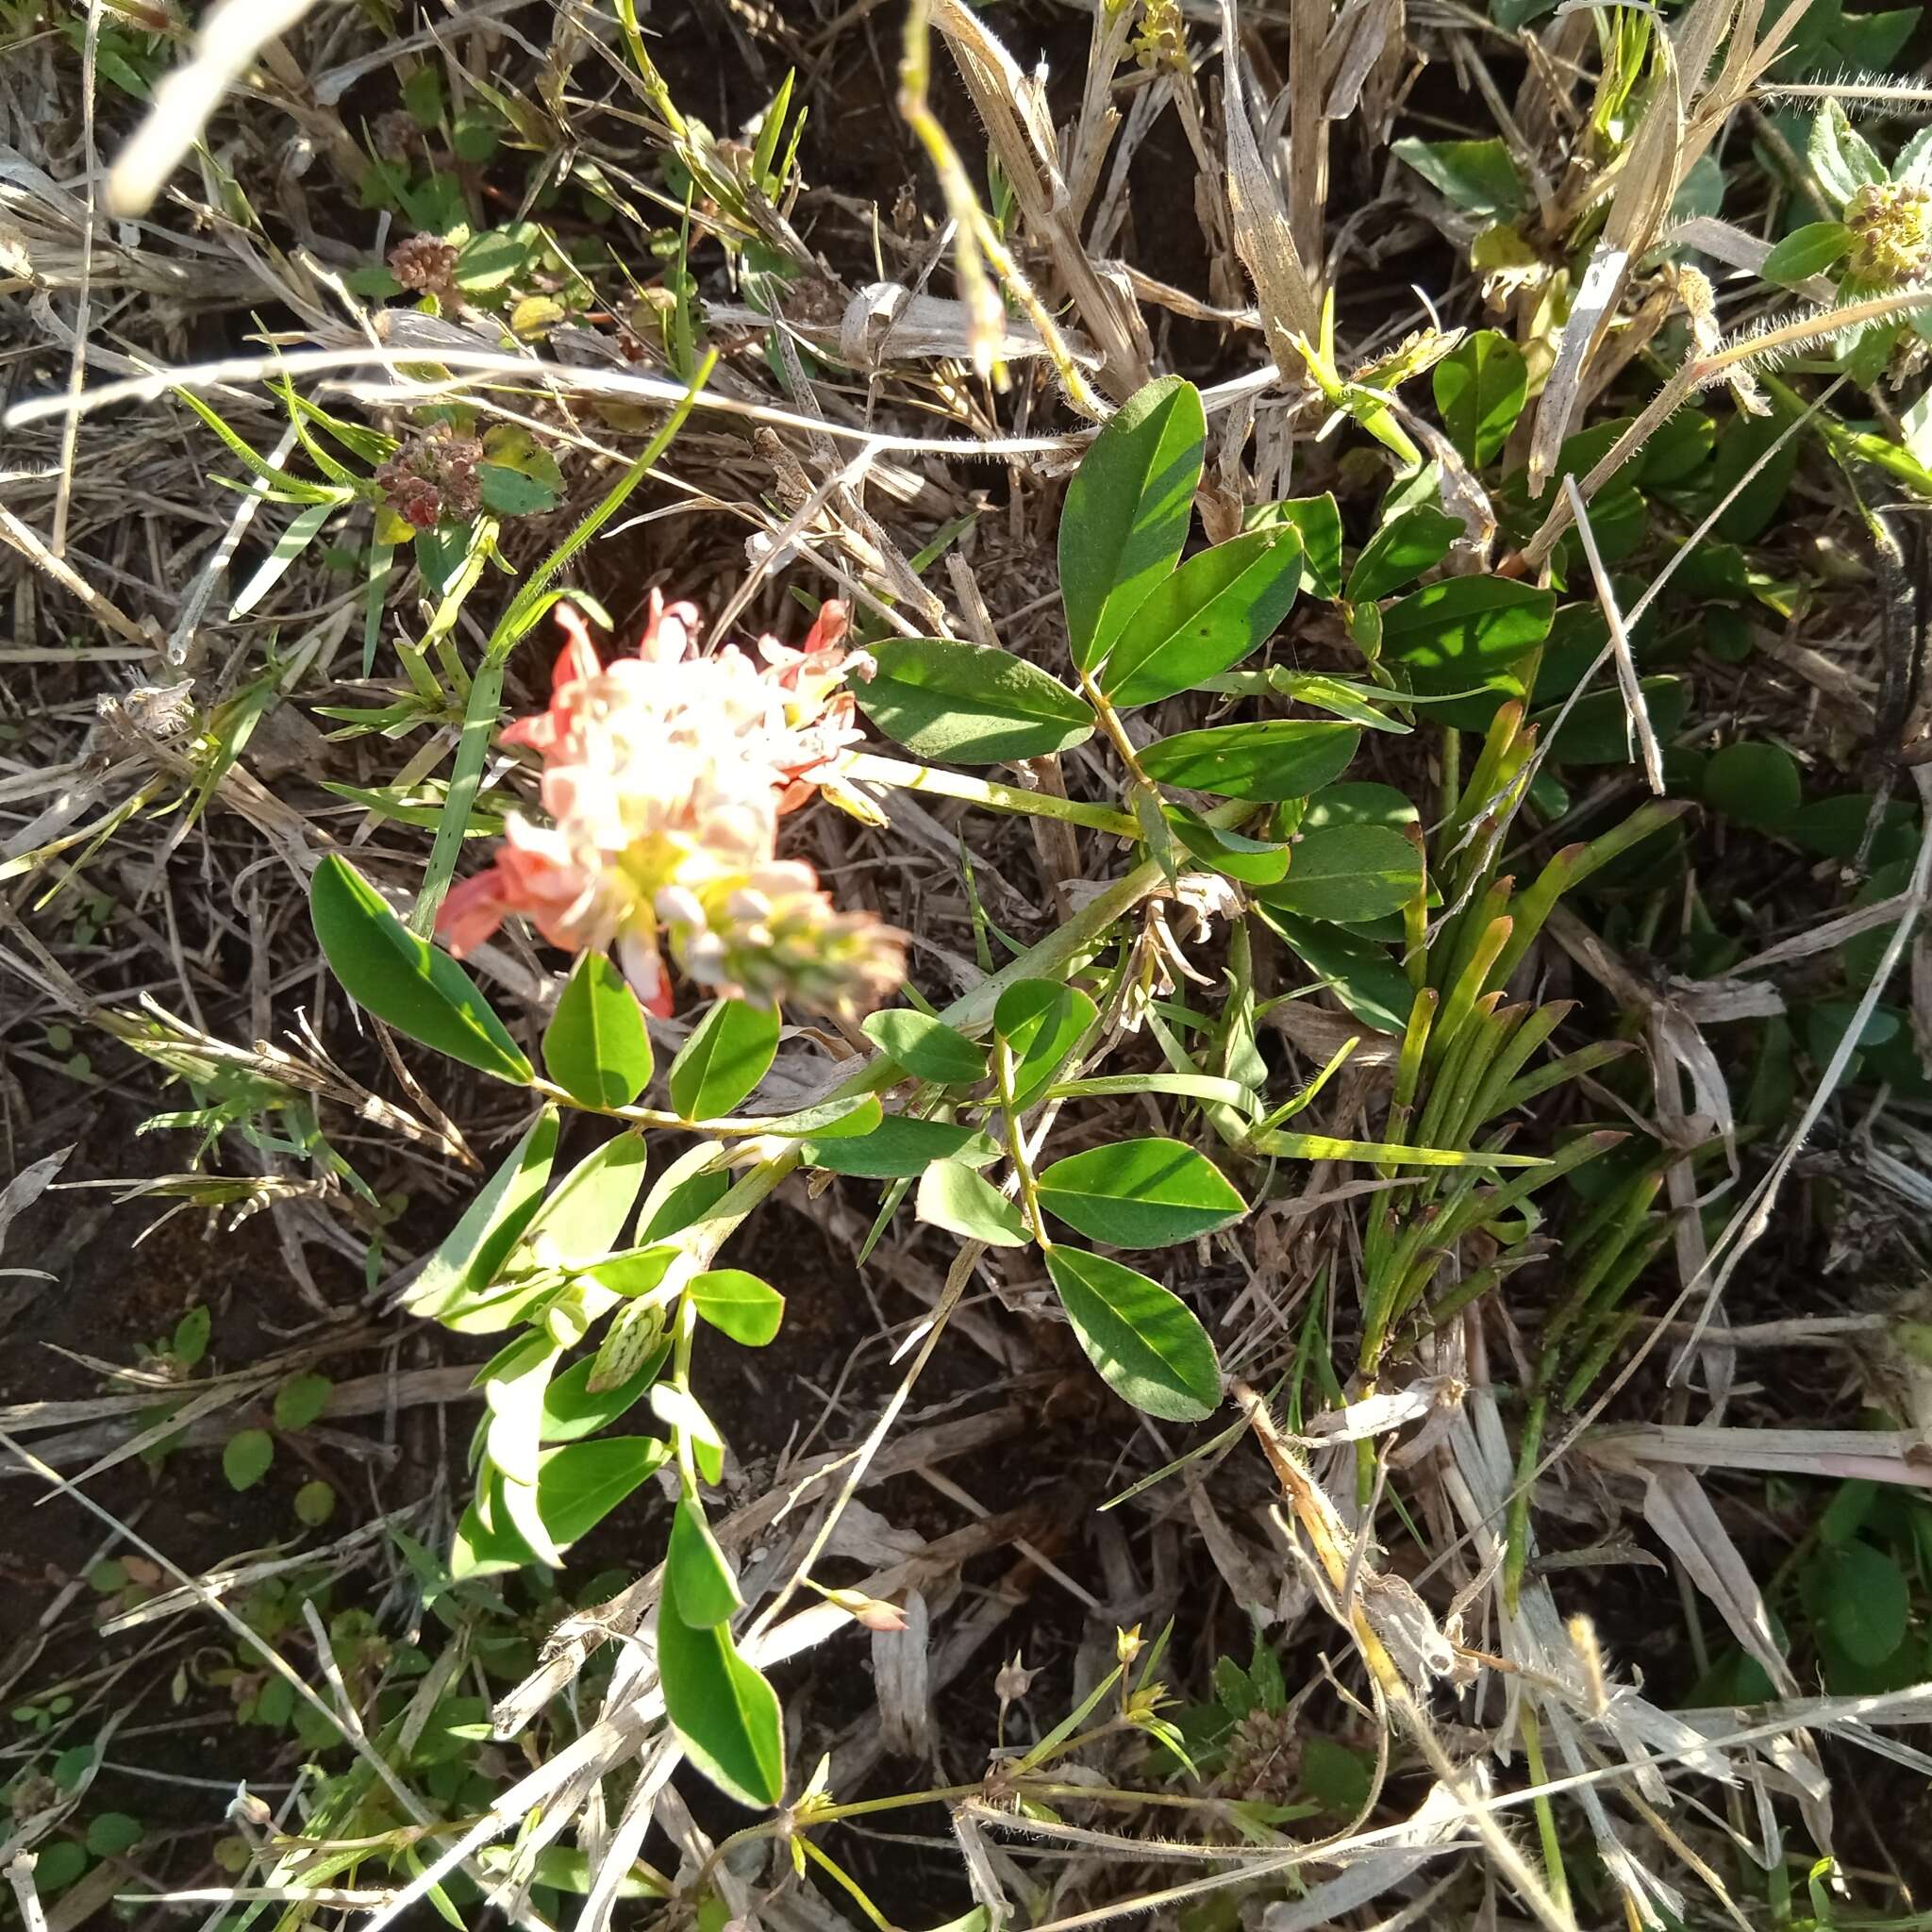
[
  {"xmin": 1302, "ymin": 779, "xmax": 1420, "ymax": 831},
  {"xmin": 1641, "ymin": 409, "xmax": 1716, "ymax": 487},
  {"xmin": 31, "ymin": 1843, "xmax": 87, "ymax": 1895},
  {"xmin": 1245, "ymin": 495, "xmax": 1343, "ymax": 600},
  {"xmin": 1044, "ymin": 1247, "xmax": 1222, "ymax": 1422},
  {"xmin": 1790, "ymin": 792, "xmax": 1919, "ymax": 862},
  {"xmin": 658, "ymin": 1582, "xmax": 786, "ymax": 1807},
  {"xmin": 294, "ymin": 1480, "xmax": 337, "ymax": 1526},
  {"xmin": 1391, "ymin": 137, "xmax": 1528, "ymax": 218},
  {"xmin": 520, "ymin": 1132, "xmax": 650, "ymax": 1270},
  {"xmin": 1206, "ymin": 668, "xmax": 1406, "ymax": 733},
  {"xmin": 585, "ymin": 1243, "xmax": 681, "ymax": 1301},
  {"xmin": 1141, "ymin": 721, "xmax": 1360, "ymax": 802},
  {"xmin": 1061, "ymin": 375, "xmax": 1207, "ymax": 673},
  {"xmin": 1301, "ymin": 1736, "xmax": 1374, "ymax": 1815},
  {"xmin": 224, "ymin": 1428, "xmax": 275, "ymax": 1491},
  {"xmin": 173, "ymin": 1304, "xmax": 210, "ymax": 1367},
  {"xmin": 1819, "ymin": 1540, "xmax": 1909, "ymax": 1665},
  {"xmin": 453, "ymin": 105, "xmax": 503, "ymax": 164},
  {"xmin": 801, "ymin": 1115, "xmax": 993, "ymax": 1177},
  {"xmin": 85, "ymin": 1812, "xmax": 144, "ymax": 1857},
  {"xmin": 1036, "ymin": 1138, "xmax": 1246, "ymax": 1248},
  {"xmin": 1433, "ymin": 332, "xmax": 1528, "ymax": 468},
  {"xmin": 1806, "ymin": 997, "xmax": 1898, "ymax": 1066},
  {"xmin": 544, "ymin": 953, "xmax": 654, "ymax": 1108},
  {"xmin": 741, "ymin": 1093, "xmax": 884, "ymax": 1139},
  {"xmin": 477, "ymin": 463, "xmax": 559, "ymax": 516},
  {"xmin": 670, "ymin": 998, "xmax": 779, "ymax": 1121},
  {"xmin": 1537, "ymin": 677, "xmax": 1687, "ymax": 766},
  {"xmin": 1166, "ymin": 808, "xmax": 1291, "ymax": 885},
  {"xmin": 1808, "ymin": 101, "xmax": 1886, "ymax": 207},
  {"xmin": 273, "ymin": 1374, "xmax": 332, "ymax": 1433},
  {"xmin": 403, "ymin": 1108, "xmax": 558, "ymax": 1321},
  {"xmin": 1896, "ymin": 125, "xmax": 1932, "ymax": 192},
  {"xmin": 858, "ymin": 640, "xmax": 1094, "ymax": 763},
  {"xmin": 1100, "ymin": 530, "xmax": 1301, "ymax": 708},
  {"xmin": 1344, "ymin": 505, "xmax": 1460, "ymax": 604},
  {"xmin": 916, "ymin": 1160, "xmax": 1031, "ymax": 1247},
  {"xmin": 1694, "ymin": 400, "xmax": 1802, "ymax": 544},
  {"xmin": 1763, "ymin": 221, "xmax": 1854, "ymax": 285},
  {"xmin": 1380, "ymin": 578, "xmax": 1555, "ymax": 696},
  {"xmin": 688, "ymin": 1269, "xmax": 786, "ymax": 1346},
  {"xmin": 996, "ymin": 979, "xmax": 1099, "ymax": 1109},
  {"xmin": 1704, "ymin": 741, "xmax": 1802, "ymax": 833},
  {"xmin": 639, "ymin": 1158, "xmax": 732, "ymax": 1241},
  {"xmin": 862, "ymin": 1009, "xmax": 988, "ymax": 1085},
  {"xmin": 650, "ymin": 1385, "xmax": 725, "ymax": 1483},
  {"xmin": 667, "ymin": 1498, "xmax": 742, "ymax": 1626},
  {"xmin": 403, "ymin": 62, "xmax": 444, "ymax": 127},
  {"xmin": 455, "ymin": 225, "xmax": 534, "ymax": 291},
  {"xmin": 484, "ymin": 1332, "xmax": 559, "ymax": 1490},
  {"xmin": 230, "ymin": 500, "xmax": 339, "ymax": 618},
  {"xmin": 540, "ymin": 1343, "xmax": 670, "ymax": 1441},
  {"xmin": 1260, "ymin": 824, "xmax": 1422, "ymax": 924},
  {"xmin": 310, "ymin": 856, "xmax": 533, "ymax": 1083},
  {"xmin": 451, "ymin": 1438, "xmax": 670, "ymax": 1579},
  {"xmin": 1213, "ymin": 1656, "xmax": 1258, "ymax": 1719}
]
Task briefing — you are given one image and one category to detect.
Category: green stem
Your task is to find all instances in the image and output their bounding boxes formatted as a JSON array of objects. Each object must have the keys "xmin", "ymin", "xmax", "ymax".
[
  {"xmin": 1520, "ymin": 1706, "xmax": 1572, "ymax": 1918},
  {"xmin": 841, "ymin": 750, "xmax": 1139, "ymax": 838},
  {"xmin": 1075, "ymin": 662, "xmax": 1155, "ymax": 790},
  {"xmin": 812, "ymin": 1782, "xmax": 985, "ymax": 1824},
  {"xmin": 796, "ymin": 1838, "xmax": 894, "ymax": 1932},
  {"xmin": 994, "ymin": 1038, "xmax": 1052, "ymax": 1246}
]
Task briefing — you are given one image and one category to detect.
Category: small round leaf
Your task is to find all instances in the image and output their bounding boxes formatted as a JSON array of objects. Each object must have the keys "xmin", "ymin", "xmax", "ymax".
[{"xmin": 223, "ymin": 1428, "xmax": 275, "ymax": 1492}]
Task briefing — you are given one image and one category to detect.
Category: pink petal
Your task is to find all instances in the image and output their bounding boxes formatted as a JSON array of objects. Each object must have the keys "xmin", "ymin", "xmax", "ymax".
[{"xmin": 435, "ymin": 868, "xmax": 510, "ymax": 956}]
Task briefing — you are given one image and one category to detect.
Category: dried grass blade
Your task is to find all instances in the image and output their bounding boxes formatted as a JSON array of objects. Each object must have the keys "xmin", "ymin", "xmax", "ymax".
[
  {"xmin": 1217, "ymin": 0, "xmax": 1322, "ymax": 365},
  {"xmin": 1562, "ymin": 475, "xmax": 1663, "ymax": 793},
  {"xmin": 1642, "ymin": 1469, "xmax": 1800, "ymax": 1695}
]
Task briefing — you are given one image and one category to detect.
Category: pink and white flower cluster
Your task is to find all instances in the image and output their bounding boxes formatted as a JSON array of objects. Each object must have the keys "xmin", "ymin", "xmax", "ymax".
[{"xmin": 438, "ymin": 592, "xmax": 904, "ymax": 1018}]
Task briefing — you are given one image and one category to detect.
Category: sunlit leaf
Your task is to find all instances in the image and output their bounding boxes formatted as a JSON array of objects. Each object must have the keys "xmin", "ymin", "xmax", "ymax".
[
  {"xmin": 544, "ymin": 953, "xmax": 654, "ymax": 1108},
  {"xmin": 1100, "ymin": 530, "xmax": 1301, "ymax": 708},
  {"xmin": 1141, "ymin": 721, "xmax": 1360, "ymax": 802},
  {"xmin": 1260, "ymin": 824, "xmax": 1422, "ymax": 924},
  {"xmin": 1345, "ymin": 505, "xmax": 1460, "ymax": 604},
  {"xmin": 915, "ymin": 1160, "xmax": 1031, "ymax": 1247},
  {"xmin": 310, "ymin": 856, "xmax": 532, "ymax": 1083},
  {"xmin": 858, "ymin": 640, "xmax": 1094, "ymax": 762},
  {"xmin": 667, "ymin": 1496, "xmax": 742, "ymax": 1627},
  {"xmin": 1380, "ymin": 578, "xmax": 1555, "ymax": 696},
  {"xmin": 451, "ymin": 1438, "xmax": 670, "ymax": 1579},
  {"xmin": 688, "ymin": 1269, "xmax": 786, "ymax": 1346},
  {"xmin": 1044, "ymin": 1247, "xmax": 1222, "ymax": 1422},
  {"xmin": 403, "ymin": 1109, "xmax": 559, "ymax": 1321},
  {"xmin": 1036, "ymin": 1138, "xmax": 1246, "ymax": 1247},
  {"xmin": 658, "ymin": 1583, "xmax": 785, "ymax": 1807},
  {"xmin": 1061, "ymin": 376, "xmax": 1207, "ymax": 672},
  {"xmin": 1433, "ymin": 331, "xmax": 1528, "ymax": 468},
  {"xmin": 996, "ymin": 979, "xmax": 1099, "ymax": 1110},
  {"xmin": 670, "ymin": 999, "xmax": 778, "ymax": 1121},
  {"xmin": 862, "ymin": 1009, "xmax": 988, "ymax": 1085}
]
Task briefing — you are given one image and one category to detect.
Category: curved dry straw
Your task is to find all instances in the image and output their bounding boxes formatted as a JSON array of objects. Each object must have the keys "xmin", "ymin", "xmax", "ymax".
[{"xmin": 1517, "ymin": 283, "xmax": 1932, "ymax": 569}]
